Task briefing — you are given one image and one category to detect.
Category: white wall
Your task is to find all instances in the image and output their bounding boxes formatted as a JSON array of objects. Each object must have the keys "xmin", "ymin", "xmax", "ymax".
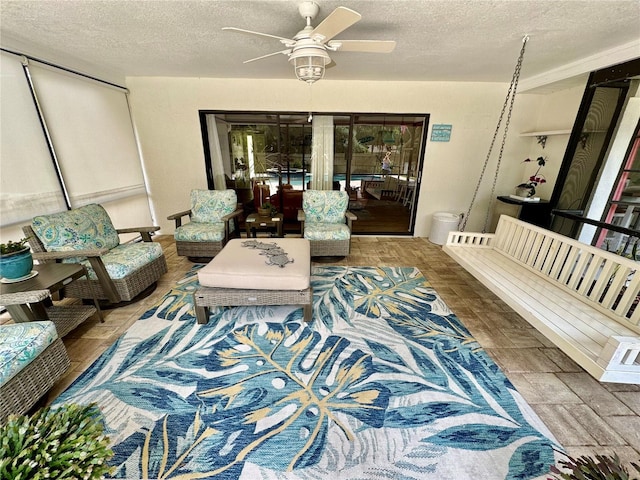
[
  {"xmin": 518, "ymin": 84, "xmax": 586, "ymax": 200},
  {"xmin": 126, "ymin": 77, "xmax": 584, "ymax": 236}
]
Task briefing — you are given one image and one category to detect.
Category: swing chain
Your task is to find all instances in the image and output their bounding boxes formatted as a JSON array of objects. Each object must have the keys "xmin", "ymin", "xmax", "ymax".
[{"xmin": 460, "ymin": 36, "xmax": 528, "ymax": 232}]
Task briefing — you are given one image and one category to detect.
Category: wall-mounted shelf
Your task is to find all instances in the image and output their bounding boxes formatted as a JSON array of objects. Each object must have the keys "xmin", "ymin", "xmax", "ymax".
[
  {"xmin": 520, "ymin": 129, "xmax": 572, "ymax": 137},
  {"xmin": 520, "ymin": 129, "xmax": 572, "ymax": 148}
]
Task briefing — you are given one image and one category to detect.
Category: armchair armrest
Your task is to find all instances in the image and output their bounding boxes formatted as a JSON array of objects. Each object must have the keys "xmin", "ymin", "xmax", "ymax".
[
  {"xmin": 221, "ymin": 208, "xmax": 244, "ymax": 240},
  {"xmin": 345, "ymin": 211, "xmax": 357, "ymax": 231},
  {"xmin": 221, "ymin": 208, "xmax": 243, "ymax": 222},
  {"xmin": 32, "ymin": 248, "xmax": 119, "ymax": 303},
  {"xmin": 297, "ymin": 210, "xmax": 306, "ymax": 234},
  {"xmin": 167, "ymin": 209, "xmax": 192, "ymax": 228},
  {"xmin": 116, "ymin": 225, "xmax": 160, "ymax": 242},
  {"xmin": 32, "ymin": 248, "xmax": 110, "ymax": 261}
]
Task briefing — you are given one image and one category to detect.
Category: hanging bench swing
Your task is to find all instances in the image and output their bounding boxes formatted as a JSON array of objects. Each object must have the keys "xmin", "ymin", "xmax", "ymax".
[{"xmin": 444, "ymin": 37, "xmax": 640, "ymax": 384}]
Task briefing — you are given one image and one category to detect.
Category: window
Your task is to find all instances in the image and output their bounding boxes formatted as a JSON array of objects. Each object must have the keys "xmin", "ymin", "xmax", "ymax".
[
  {"xmin": 550, "ymin": 58, "xmax": 640, "ymax": 254},
  {"xmin": 596, "ymin": 120, "xmax": 640, "ymax": 255}
]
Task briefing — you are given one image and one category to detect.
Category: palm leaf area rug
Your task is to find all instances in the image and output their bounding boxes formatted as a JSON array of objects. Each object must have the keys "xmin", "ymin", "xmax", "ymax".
[{"xmin": 53, "ymin": 266, "xmax": 562, "ymax": 479}]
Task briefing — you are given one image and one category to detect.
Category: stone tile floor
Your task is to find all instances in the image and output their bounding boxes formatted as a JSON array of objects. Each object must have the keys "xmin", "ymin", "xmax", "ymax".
[{"xmin": 4, "ymin": 235, "xmax": 639, "ymax": 469}]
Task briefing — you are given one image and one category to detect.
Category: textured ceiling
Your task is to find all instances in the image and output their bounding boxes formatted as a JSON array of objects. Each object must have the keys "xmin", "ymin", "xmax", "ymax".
[{"xmin": 1, "ymin": 0, "xmax": 639, "ymax": 88}]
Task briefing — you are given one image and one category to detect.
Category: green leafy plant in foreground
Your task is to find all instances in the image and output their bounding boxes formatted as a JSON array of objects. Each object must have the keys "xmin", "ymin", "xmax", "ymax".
[
  {"xmin": 0, "ymin": 403, "xmax": 115, "ymax": 480},
  {"xmin": 549, "ymin": 452, "xmax": 640, "ymax": 480}
]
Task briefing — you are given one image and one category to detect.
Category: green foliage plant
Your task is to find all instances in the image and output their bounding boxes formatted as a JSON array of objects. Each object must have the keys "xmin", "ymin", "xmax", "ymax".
[
  {"xmin": 0, "ymin": 238, "xmax": 29, "ymax": 255},
  {"xmin": 549, "ymin": 452, "xmax": 640, "ymax": 480},
  {"xmin": 261, "ymin": 201, "xmax": 278, "ymax": 216},
  {"xmin": 0, "ymin": 403, "xmax": 115, "ymax": 479}
]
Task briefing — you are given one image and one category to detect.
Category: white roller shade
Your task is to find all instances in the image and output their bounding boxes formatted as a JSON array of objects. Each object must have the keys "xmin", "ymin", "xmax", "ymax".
[
  {"xmin": 28, "ymin": 62, "xmax": 147, "ymax": 208},
  {"xmin": 0, "ymin": 52, "xmax": 67, "ymax": 226}
]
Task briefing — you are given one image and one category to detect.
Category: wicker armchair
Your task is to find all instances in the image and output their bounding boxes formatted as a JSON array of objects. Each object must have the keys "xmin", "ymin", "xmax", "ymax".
[
  {"xmin": 24, "ymin": 204, "xmax": 168, "ymax": 304},
  {"xmin": 0, "ymin": 322, "xmax": 70, "ymax": 424},
  {"xmin": 298, "ymin": 190, "xmax": 356, "ymax": 257},
  {"xmin": 167, "ymin": 189, "xmax": 243, "ymax": 260}
]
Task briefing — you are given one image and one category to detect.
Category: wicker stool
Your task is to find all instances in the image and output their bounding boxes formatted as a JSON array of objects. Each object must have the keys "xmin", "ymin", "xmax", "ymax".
[{"xmin": 194, "ymin": 238, "xmax": 312, "ymax": 324}]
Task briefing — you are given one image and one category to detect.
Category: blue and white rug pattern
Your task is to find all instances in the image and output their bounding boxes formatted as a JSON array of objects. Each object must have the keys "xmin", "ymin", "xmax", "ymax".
[{"xmin": 54, "ymin": 266, "xmax": 560, "ymax": 479}]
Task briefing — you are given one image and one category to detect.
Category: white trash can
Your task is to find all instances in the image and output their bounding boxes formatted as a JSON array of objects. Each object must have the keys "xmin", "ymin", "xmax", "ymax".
[{"xmin": 429, "ymin": 212, "xmax": 461, "ymax": 245}]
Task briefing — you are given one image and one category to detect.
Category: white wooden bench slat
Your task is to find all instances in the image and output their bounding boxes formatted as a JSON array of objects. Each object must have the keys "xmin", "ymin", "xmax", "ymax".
[
  {"xmin": 630, "ymin": 295, "xmax": 640, "ymax": 326},
  {"xmin": 558, "ymin": 246, "xmax": 579, "ymax": 285},
  {"xmin": 527, "ymin": 234, "xmax": 550, "ymax": 270},
  {"xmin": 444, "ymin": 215, "xmax": 640, "ymax": 384},
  {"xmin": 567, "ymin": 251, "xmax": 591, "ymax": 291},
  {"xmin": 517, "ymin": 227, "xmax": 531, "ymax": 263},
  {"xmin": 578, "ymin": 254, "xmax": 603, "ymax": 297},
  {"xmin": 540, "ymin": 237, "xmax": 559, "ymax": 276},
  {"xmin": 590, "ymin": 260, "xmax": 620, "ymax": 304},
  {"xmin": 612, "ymin": 270, "xmax": 639, "ymax": 315},
  {"xmin": 549, "ymin": 242, "xmax": 570, "ymax": 279},
  {"xmin": 514, "ymin": 225, "xmax": 531, "ymax": 261},
  {"xmin": 523, "ymin": 232, "xmax": 537, "ymax": 265}
]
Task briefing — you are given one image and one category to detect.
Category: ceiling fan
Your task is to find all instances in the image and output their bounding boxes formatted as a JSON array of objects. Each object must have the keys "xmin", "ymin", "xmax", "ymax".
[{"xmin": 222, "ymin": 1, "xmax": 396, "ymax": 84}]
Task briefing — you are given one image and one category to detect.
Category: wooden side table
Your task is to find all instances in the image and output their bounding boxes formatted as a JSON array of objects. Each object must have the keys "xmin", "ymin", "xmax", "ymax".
[
  {"xmin": 245, "ymin": 213, "xmax": 284, "ymax": 238},
  {"xmin": 0, "ymin": 263, "xmax": 102, "ymax": 337},
  {"xmin": 496, "ymin": 196, "xmax": 553, "ymax": 229}
]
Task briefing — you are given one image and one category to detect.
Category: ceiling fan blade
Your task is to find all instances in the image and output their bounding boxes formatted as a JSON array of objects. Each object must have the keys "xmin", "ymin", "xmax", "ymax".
[
  {"xmin": 243, "ymin": 49, "xmax": 292, "ymax": 64},
  {"xmin": 328, "ymin": 40, "xmax": 397, "ymax": 53},
  {"xmin": 310, "ymin": 6, "xmax": 361, "ymax": 43},
  {"xmin": 222, "ymin": 27, "xmax": 294, "ymax": 44}
]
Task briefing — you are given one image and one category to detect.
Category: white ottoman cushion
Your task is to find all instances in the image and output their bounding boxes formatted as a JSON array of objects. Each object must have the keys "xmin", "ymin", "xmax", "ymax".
[{"xmin": 198, "ymin": 238, "xmax": 310, "ymax": 290}]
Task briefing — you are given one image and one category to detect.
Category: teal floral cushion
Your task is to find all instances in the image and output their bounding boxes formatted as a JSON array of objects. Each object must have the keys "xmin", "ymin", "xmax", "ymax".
[
  {"xmin": 175, "ymin": 222, "xmax": 225, "ymax": 242},
  {"xmin": 65, "ymin": 242, "xmax": 164, "ymax": 280},
  {"xmin": 304, "ymin": 222, "xmax": 351, "ymax": 241},
  {"xmin": 0, "ymin": 321, "xmax": 57, "ymax": 385},
  {"xmin": 32, "ymin": 204, "xmax": 120, "ymax": 251},
  {"xmin": 303, "ymin": 191, "xmax": 348, "ymax": 224},
  {"xmin": 190, "ymin": 189, "xmax": 237, "ymax": 223}
]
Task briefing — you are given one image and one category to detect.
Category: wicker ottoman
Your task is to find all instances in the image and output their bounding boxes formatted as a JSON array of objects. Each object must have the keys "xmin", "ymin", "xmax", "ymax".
[{"xmin": 194, "ymin": 238, "xmax": 312, "ymax": 324}]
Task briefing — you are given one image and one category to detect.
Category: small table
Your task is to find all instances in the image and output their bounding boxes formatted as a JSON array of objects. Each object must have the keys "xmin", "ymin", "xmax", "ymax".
[
  {"xmin": 245, "ymin": 213, "xmax": 284, "ymax": 238},
  {"xmin": 0, "ymin": 263, "xmax": 102, "ymax": 337},
  {"xmin": 496, "ymin": 195, "xmax": 552, "ymax": 229}
]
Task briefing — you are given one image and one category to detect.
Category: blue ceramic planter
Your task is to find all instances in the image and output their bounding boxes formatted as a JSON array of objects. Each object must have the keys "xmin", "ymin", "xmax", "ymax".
[{"xmin": 0, "ymin": 247, "xmax": 33, "ymax": 280}]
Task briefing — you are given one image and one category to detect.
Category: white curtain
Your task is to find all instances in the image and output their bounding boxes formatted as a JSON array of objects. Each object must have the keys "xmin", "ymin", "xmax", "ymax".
[
  {"xmin": 309, "ymin": 116, "xmax": 334, "ymax": 190},
  {"xmin": 206, "ymin": 115, "xmax": 227, "ymax": 190}
]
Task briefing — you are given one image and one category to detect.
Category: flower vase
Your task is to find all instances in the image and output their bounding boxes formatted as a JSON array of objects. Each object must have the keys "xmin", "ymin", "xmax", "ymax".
[{"xmin": 515, "ymin": 185, "xmax": 535, "ymax": 198}]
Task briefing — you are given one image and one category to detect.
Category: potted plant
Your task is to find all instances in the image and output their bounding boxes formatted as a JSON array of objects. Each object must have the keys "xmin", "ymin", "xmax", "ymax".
[
  {"xmin": 549, "ymin": 452, "xmax": 640, "ymax": 479},
  {"xmin": 0, "ymin": 403, "xmax": 115, "ymax": 479},
  {"xmin": 258, "ymin": 202, "xmax": 277, "ymax": 217},
  {"xmin": 0, "ymin": 237, "xmax": 33, "ymax": 281},
  {"xmin": 516, "ymin": 156, "xmax": 547, "ymax": 198}
]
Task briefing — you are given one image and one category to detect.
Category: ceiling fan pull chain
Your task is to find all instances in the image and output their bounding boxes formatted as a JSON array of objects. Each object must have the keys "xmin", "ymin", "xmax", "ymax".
[{"xmin": 460, "ymin": 36, "xmax": 528, "ymax": 232}]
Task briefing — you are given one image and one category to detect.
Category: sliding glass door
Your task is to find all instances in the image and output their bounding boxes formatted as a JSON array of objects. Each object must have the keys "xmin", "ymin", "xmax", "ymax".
[
  {"xmin": 201, "ymin": 111, "xmax": 428, "ymax": 235},
  {"xmin": 342, "ymin": 115, "xmax": 426, "ymax": 234}
]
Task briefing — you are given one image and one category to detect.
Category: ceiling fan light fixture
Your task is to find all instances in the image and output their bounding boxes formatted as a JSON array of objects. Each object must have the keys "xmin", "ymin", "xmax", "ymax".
[
  {"xmin": 289, "ymin": 46, "xmax": 330, "ymax": 84},
  {"xmin": 225, "ymin": 4, "xmax": 393, "ymax": 84}
]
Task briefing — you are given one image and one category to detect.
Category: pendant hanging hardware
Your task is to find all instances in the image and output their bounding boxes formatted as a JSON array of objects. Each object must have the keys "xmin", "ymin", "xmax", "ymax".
[{"xmin": 460, "ymin": 35, "xmax": 529, "ymax": 233}]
